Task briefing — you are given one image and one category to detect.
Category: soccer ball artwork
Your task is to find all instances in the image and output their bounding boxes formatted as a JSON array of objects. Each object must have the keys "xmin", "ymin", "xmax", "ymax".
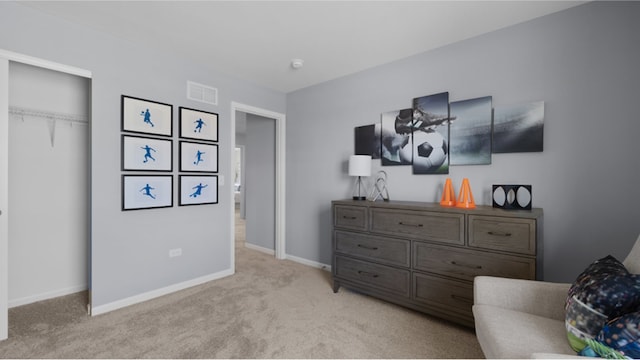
[{"xmin": 399, "ymin": 130, "xmax": 448, "ymax": 173}]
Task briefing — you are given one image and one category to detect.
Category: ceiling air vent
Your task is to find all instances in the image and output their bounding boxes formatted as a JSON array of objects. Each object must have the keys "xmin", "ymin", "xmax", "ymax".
[{"xmin": 187, "ymin": 81, "xmax": 218, "ymax": 106}]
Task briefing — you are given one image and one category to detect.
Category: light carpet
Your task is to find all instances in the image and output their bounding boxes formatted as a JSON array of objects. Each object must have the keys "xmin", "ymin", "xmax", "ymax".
[{"xmin": 0, "ymin": 211, "xmax": 483, "ymax": 358}]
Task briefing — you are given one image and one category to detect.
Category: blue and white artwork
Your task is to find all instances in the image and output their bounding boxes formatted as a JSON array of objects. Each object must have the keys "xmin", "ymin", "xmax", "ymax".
[
  {"xmin": 122, "ymin": 175, "xmax": 173, "ymax": 210},
  {"xmin": 122, "ymin": 135, "xmax": 173, "ymax": 171},
  {"xmin": 179, "ymin": 175, "xmax": 218, "ymax": 206},
  {"xmin": 121, "ymin": 95, "xmax": 173, "ymax": 137},
  {"xmin": 449, "ymin": 96, "xmax": 493, "ymax": 165},
  {"xmin": 180, "ymin": 141, "xmax": 218, "ymax": 172},
  {"xmin": 179, "ymin": 107, "xmax": 218, "ymax": 142}
]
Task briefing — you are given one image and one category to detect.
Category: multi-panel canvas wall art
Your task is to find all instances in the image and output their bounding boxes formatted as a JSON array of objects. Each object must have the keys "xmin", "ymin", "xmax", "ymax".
[
  {"xmin": 354, "ymin": 124, "xmax": 381, "ymax": 159},
  {"xmin": 179, "ymin": 175, "xmax": 218, "ymax": 206},
  {"xmin": 449, "ymin": 96, "xmax": 493, "ymax": 165},
  {"xmin": 122, "ymin": 135, "xmax": 173, "ymax": 171},
  {"xmin": 179, "ymin": 107, "xmax": 219, "ymax": 142},
  {"xmin": 409, "ymin": 92, "xmax": 451, "ymax": 174},
  {"xmin": 380, "ymin": 109, "xmax": 412, "ymax": 166},
  {"xmin": 121, "ymin": 95, "xmax": 173, "ymax": 137},
  {"xmin": 122, "ymin": 175, "xmax": 173, "ymax": 210},
  {"xmin": 493, "ymin": 101, "xmax": 544, "ymax": 153}
]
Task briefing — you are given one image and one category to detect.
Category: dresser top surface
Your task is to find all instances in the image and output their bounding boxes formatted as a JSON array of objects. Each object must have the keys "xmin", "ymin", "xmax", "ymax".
[{"xmin": 332, "ymin": 199, "xmax": 542, "ymax": 219}]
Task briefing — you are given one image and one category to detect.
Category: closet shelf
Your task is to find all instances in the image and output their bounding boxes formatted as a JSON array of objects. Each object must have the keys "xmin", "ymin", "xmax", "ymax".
[{"xmin": 9, "ymin": 106, "xmax": 88, "ymax": 124}]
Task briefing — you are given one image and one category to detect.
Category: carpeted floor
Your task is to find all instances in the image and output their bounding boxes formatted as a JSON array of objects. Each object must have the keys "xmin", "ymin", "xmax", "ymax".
[{"xmin": 0, "ymin": 210, "xmax": 484, "ymax": 358}]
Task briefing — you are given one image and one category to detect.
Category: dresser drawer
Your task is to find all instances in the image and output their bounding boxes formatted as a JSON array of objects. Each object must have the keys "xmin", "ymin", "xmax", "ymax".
[
  {"xmin": 413, "ymin": 273, "xmax": 473, "ymax": 318},
  {"xmin": 370, "ymin": 208, "xmax": 464, "ymax": 245},
  {"xmin": 334, "ymin": 256, "xmax": 410, "ymax": 297},
  {"xmin": 335, "ymin": 231, "xmax": 410, "ymax": 267},
  {"xmin": 334, "ymin": 205, "xmax": 368, "ymax": 231},
  {"xmin": 413, "ymin": 242, "xmax": 535, "ymax": 281},
  {"xmin": 468, "ymin": 215, "xmax": 536, "ymax": 255}
]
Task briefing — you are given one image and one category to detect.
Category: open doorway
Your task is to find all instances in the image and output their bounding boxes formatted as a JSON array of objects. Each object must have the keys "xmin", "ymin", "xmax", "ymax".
[
  {"xmin": 229, "ymin": 102, "xmax": 285, "ymax": 272},
  {"xmin": 236, "ymin": 113, "xmax": 276, "ymax": 254},
  {"xmin": 0, "ymin": 50, "xmax": 92, "ymax": 340}
]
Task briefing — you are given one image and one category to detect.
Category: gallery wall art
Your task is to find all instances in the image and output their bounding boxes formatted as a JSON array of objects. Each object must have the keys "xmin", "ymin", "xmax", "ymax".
[{"xmin": 120, "ymin": 95, "xmax": 222, "ymax": 210}]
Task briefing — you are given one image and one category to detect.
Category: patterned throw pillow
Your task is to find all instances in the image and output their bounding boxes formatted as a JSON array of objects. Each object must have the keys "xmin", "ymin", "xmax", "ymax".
[
  {"xmin": 594, "ymin": 311, "xmax": 640, "ymax": 359},
  {"xmin": 565, "ymin": 256, "xmax": 640, "ymax": 353},
  {"xmin": 566, "ymin": 255, "xmax": 628, "ymax": 307}
]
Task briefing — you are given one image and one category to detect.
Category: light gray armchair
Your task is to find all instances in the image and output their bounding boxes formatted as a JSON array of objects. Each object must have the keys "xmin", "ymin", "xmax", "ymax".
[{"xmin": 473, "ymin": 234, "xmax": 640, "ymax": 359}]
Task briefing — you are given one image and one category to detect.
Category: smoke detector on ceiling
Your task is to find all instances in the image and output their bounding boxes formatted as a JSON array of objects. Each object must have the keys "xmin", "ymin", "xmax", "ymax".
[{"xmin": 291, "ymin": 59, "xmax": 304, "ymax": 69}]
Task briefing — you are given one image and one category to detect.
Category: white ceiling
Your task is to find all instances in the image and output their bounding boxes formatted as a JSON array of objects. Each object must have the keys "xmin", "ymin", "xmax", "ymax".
[{"xmin": 23, "ymin": 1, "xmax": 583, "ymax": 93}]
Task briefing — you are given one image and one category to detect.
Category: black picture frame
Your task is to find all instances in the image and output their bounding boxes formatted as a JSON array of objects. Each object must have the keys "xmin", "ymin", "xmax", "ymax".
[
  {"xmin": 179, "ymin": 141, "xmax": 218, "ymax": 173},
  {"xmin": 121, "ymin": 95, "xmax": 173, "ymax": 137},
  {"xmin": 121, "ymin": 134, "xmax": 173, "ymax": 172},
  {"xmin": 179, "ymin": 175, "xmax": 218, "ymax": 206},
  {"xmin": 122, "ymin": 175, "xmax": 173, "ymax": 211},
  {"xmin": 179, "ymin": 106, "xmax": 219, "ymax": 142}
]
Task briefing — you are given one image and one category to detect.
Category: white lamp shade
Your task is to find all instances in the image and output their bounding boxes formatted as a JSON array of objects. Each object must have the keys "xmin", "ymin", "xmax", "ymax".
[{"xmin": 348, "ymin": 155, "xmax": 371, "ymax": 177}]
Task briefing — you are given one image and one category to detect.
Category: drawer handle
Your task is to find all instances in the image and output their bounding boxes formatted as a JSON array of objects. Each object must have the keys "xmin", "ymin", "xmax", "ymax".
[
  {"xmin": 451, "ymin": 294, "xmax": 474, "ymax": 304},
  {"xmin": 357, "ymin": 244, "xmax": 379, "ymax": 250},
  {"xmin": 343, "ymin": 216, "xmax": 357, "ymax": 220},
  {"xmin": 450, "ymin": 261, "xmax": 482, "ymax": 270},
  {"xmin": 488, "ymin": 231, "xmax": 512, "ymax": 237},
  {"xmin": 357, "ymin": 270, "xmax": 379, "ymax": 278},
  {"xmin": 398, "ymin": 222, "xmax": 423, "ymax": 228}
]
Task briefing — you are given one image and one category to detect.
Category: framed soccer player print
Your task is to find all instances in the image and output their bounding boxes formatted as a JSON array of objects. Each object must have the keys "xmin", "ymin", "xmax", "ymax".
[
  {"xmin": 121, "ymin": 95, "xmax": 173, "ymax": 137},
  {"xmin": 179, "ymin": 107, "xmax": 218, "ymax": 142}
]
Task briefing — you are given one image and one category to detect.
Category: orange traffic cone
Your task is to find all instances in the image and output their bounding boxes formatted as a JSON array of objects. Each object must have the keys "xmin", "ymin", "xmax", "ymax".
[
  {"xmin": 456, "ymin": 178, "xmax": 476, "ymax": 209},
  {"xmin": 440, "ymin": 178, "xmax": 456, "ymax": 207}
]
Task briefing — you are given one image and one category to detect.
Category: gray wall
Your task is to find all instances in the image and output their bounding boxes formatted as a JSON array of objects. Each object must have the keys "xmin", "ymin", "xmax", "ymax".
[
  {"xmin": 245, "ymin": 114, "xmax": 276, "ymax": 250},
  {"xmin": 0, "ymin": 2, "xmax": 286, "ymax": 308},
  {"xmin": 286, "ymin": 2, "xmax": 640, "ymax": 282}
]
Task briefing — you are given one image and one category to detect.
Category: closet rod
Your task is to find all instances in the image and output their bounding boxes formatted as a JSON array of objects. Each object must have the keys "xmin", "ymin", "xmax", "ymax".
[{"xmin": 8, "ymin": 106, "xmax": 88, "ymax": 124}]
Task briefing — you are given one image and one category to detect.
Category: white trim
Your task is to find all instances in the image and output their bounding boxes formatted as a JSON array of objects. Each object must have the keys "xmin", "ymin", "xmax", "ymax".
[
  {"xmin": 0, "ymin": 49, "xmax": 91, "ymax": 78},
  {"xmin": 285, "ymin": 254, "xmax": 332, "ymax": 272},
  {"xmin": 0, "ymin": 58, "xmax": 9, "ymax": 341},
  {"xmin": 244, "ymin": 243, "xmax": 276, "ymax": 256},
  {"xmin": 91, "ymin": 268, "xmax": 233, "ymax": 316},
  {"xmin": 230, "ymin": 102, "xmax": 286, "ymax": 266},
  {"xmin": 9, "ymin": 284, "xmax": 87, "ymax": 308}
]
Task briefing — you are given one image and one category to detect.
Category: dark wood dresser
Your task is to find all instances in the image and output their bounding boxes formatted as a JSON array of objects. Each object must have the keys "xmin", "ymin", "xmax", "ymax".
[{"xmin": 331, "ymin": 199, "xmax": 543, "ymax": 327}]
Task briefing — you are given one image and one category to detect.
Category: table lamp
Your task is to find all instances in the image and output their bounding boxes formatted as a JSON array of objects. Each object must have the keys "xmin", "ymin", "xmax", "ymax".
[{"xmin": 348, "ymin": 155, "xmax": 371, "ymax": 200}]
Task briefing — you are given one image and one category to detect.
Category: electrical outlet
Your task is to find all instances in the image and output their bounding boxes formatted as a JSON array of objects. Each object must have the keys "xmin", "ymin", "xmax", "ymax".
[{"xmin": 169, "ymin": 248, "xmax": 182, "ymax": 257}]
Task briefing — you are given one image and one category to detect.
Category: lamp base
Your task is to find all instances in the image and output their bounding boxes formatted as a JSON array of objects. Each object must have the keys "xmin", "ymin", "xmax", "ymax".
[{"xmin": 352, "ymin": 196, "xmax": 367, "ymax": 201}]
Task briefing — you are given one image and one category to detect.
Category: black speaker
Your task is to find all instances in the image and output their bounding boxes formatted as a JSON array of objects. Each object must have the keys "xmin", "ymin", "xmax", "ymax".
[{"xmin": 492, "ymin": 185, "xmax": 532, "ymax": 210}]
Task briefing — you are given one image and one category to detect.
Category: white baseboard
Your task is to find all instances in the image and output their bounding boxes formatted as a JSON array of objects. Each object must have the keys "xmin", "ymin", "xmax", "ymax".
[
  {"xmin": 9, "ymin": 284, "xmax": 88, "ymax": 308},
  {"xmin": 285, "ymin": 254, "xmax": 331, "ymax": 272},
  {"xmin": 90, "ymin": 268, "xmax": 234, "ymax": 316},
  {"xmin": 244, "ymin": 242, "xmax": 275, "ymax": 255},
  {"xmin": 244, "ymin": 244, "xmax": 331, "ymax": 272}
]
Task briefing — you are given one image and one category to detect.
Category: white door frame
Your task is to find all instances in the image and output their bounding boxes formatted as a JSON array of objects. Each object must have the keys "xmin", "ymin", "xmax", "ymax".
[
  {"xmin": 230, "ymin": 102, "xmax": 286, "ymax": 270},
  {"xmin": 0, "ymin": 49, "xmax": 91, "ymax": 341}
]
